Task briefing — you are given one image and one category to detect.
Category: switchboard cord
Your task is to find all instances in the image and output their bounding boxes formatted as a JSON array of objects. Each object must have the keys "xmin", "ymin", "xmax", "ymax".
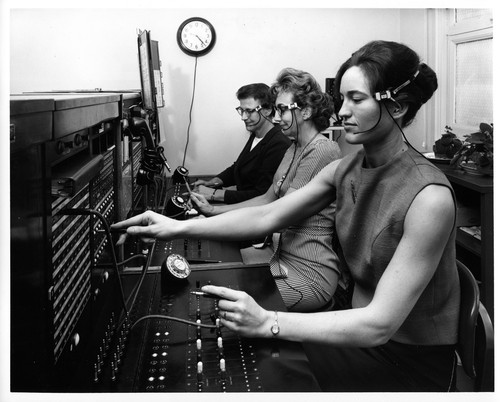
[
  {"xmin": 116, "ymin": 254, "xmax": 148, "ymax": 267},
  {"xmin": 152, "ymin": 178, "xmax": 160, "ymax": 211},
  {"xmin": 130, "ymin": 314, "xmax": 217, "ymax": 330},
  {"xmin": 119, "ymin": 179, "xmax": 177, "ymax": 328},
  {"xmin": 118, "ymin": 253, "xmax": 149, "ymax": 319},
  {"xmin": 121, "ymin": 241, "xmax": 155, "ymax": 328},
  {"xmin": 156, "ymin": 176, "xmax": 165, "ymax": 210},
  {"xmin": 166, "ymin": 209, "xmax": 188, "ymax": 219},
  {"xmin": 59, "ymin": 208, "xmax": 129, "ymax": 318}
]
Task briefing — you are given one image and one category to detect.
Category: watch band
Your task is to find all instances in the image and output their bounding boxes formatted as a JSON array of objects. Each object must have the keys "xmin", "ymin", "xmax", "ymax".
[{"xmin": 271, "ymin": 311, "xmax": 280, "ymax": 336}]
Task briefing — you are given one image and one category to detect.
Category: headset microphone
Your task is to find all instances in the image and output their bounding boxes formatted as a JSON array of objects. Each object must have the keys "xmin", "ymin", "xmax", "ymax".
[{"xmin": 350, "ymin": 103, "xmax": 383, "ymax": 135}]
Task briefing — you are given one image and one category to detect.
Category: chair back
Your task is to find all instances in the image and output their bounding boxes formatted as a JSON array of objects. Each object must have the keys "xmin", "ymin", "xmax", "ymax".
[
  {"xmin": 456, "ymin": 260, "xmax": 494, "ymax": 391},
  {"xmin": 456, "ymin": 260, "xmax": 480, "ymax": 378}
]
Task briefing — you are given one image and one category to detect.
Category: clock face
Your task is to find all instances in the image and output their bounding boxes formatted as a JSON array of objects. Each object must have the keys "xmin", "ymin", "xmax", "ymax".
[{"xmin": 177, "ymin": 17, "xmax": 216, "ymax": 56}]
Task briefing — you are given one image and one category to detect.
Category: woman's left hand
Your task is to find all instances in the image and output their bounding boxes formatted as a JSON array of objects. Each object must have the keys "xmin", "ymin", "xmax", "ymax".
[{"xmin": 201, "ymin": 285, "xmax": 273, "ymax": 338}]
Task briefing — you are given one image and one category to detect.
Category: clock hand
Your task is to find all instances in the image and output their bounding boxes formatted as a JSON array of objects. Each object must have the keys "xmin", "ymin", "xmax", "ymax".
[{"xmin": 195, "ymin": 35, "xmax": 206, "ymax": 47}]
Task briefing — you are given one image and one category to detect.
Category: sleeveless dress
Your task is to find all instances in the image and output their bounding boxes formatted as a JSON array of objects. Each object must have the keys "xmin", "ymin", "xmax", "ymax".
[{"xmin": 304, "ymin": 147, "xmax": 460, "ymax": 391}]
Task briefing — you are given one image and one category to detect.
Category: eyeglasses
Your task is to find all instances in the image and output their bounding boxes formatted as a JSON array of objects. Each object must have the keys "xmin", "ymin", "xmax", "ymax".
[
  {"xmin": 274, "ymin": 102, "xmax": 300, "ymax": 117},
  {"xmin": 235, "ymin": 105, "xmax": 262, "ymax": 116}
]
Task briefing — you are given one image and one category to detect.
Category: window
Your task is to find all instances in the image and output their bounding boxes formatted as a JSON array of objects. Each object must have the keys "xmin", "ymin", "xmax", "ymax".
[
  {"xmin": 454, "ymin": 38, "xmax": 492, "ymax": 127},
  {"xmin": 432, "ymin": 8, "xmax": 493, "ymax": 140}
]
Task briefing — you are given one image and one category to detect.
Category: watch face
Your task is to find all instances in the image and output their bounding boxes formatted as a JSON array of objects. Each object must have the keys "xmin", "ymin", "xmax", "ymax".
[
  {"xmin": 271, "ymin": 323, "xmax": 280, "ymax": 336},
  {"xmin": 177, "ymin": 18, "xmax": 216, "ymax": 56}
]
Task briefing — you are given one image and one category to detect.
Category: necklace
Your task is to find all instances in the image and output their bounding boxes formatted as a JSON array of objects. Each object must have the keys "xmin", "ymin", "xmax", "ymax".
[{"xmin": 276, "ymin": 133, "xmax": 322, "ymax": 196}]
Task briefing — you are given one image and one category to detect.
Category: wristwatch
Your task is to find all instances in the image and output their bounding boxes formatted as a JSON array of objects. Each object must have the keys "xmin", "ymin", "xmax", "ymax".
[
  {"xmin": 271, "ymin": 311, "xmax": 280, "ymax": 336},
  {"xmin": 210, "ymin": 188, "xmax": 217, "ymax": 201}
]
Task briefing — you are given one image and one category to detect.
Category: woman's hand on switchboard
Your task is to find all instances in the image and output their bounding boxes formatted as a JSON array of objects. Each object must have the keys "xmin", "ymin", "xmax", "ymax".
[
  {"xmin": 201, "ymin": 284, "xmax": 274, "ymax": 338},
  {"xmin": 192, "ymin": 178, "xmax": 223, "ymax": 189},
  {"xmin": 189, "ymin": 192, "xmax": 215, "ymax": 216},
  {"xmin": 191, "ymin": 179, "xmax": 211, "ymax": 188},
  {"xmin": 195, "ymin": 184, "xmax": 218, "ymax": 199},
  {"xmin": 111, "ymin": 211, "xmax": 180, "ymax": 243}
]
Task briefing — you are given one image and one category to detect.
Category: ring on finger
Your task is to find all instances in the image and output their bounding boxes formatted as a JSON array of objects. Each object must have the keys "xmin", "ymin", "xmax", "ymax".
[{"xmin": 223, "ymin": 311, "xmax": 227, "ymax": 320}]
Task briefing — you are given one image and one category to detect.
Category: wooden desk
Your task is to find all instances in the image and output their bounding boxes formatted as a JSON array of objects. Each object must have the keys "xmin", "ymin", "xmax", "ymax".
[{"xmin": 438, "ymin": 165, "xmax": 493, "ymax": 317}]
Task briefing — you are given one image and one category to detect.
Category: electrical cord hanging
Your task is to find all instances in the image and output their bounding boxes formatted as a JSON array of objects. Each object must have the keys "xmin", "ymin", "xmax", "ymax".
[
  {"xmin": 182, "ymin": 56, "xmax": 199, "ymax": 167},
  {"xmin": 276, "ymin": 142, "xmax": 297, "ymax": 197},
  {"xmin": 279, "ymin": 104, "xmax": 300, "ymax": 135},
  {"xmin": 274, "ymin": 108, "xmax": 304, "ymax": 307},
  {"xmin": 257, "ymin": 107, "xmax": 276, "ymax": 125},
  {"xmin": 383, "ymin": 102, "xmax": 427, "ymax": 158},
  {"xmin": 275, "ymin": 106, "xmax": 301, "ymax": 195}
]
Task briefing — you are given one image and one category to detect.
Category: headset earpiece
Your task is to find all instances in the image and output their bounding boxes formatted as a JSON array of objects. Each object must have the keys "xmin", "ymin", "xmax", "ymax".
[{"xmin": 374, "ymin": 70, "xmax": 420, "ymax": 104}]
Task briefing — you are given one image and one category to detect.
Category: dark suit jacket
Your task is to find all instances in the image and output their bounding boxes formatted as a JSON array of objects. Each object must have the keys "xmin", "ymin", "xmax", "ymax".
[{"xmin": 217, "ymin": 125, "xmax": 291, "ymax": 204}]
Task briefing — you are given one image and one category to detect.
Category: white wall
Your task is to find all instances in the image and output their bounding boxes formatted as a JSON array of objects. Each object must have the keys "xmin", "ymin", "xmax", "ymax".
[
  {"xmin": 10, "ymin": 8, "xmax": 430, "ymax": 175},
  {"xmin": 399, "ymin": 8, "xmax": 432, "ymax": 150}
]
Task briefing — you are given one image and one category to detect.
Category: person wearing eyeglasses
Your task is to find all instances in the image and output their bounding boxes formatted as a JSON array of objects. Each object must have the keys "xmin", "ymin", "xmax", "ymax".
[
  {"xmin": 112, "ymin": 41, "xmax": 460, "ymax": 391},
  {"xmin": 191, "ymin": 83, "xmax": 290, "ymax": 204},
  {"xmin": 189, "ymin": 68, "xmax": 344, "ymax": 312}
]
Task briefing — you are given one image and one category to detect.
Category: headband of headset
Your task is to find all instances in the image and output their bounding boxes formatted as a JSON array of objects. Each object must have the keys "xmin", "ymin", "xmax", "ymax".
[{"xmin": 374, "ymin": 70, "xmax": 420, "ymax": 102}]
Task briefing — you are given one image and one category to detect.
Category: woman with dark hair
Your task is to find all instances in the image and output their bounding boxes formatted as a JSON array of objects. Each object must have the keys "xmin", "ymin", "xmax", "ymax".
[
  {"xmin": 191, "ymin": 67, "xmax": 343, "ymax": 312},
  {"xmin": 192, "ymin": 83, "xmax": 290, "ymax": 204},
  {"xmin": 112, "ymin": 41, "xmax": 460, "ymax": 391}
]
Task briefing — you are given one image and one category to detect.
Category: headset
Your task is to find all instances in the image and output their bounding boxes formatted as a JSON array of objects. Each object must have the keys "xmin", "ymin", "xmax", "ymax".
[
  {"xmin": 374, "ymin": 69, "xmax": 426, "ymax": 158},
  {"xmin": 239, "ymin": 103, "xmax": 276, "ymax": 127},
  {"xmin": 350, "ymin": 70, "xmax": 420, "ymax": 135},
  {"xmin": 373, "ymin": 70, "xmax": 420, "ymax": 111}
]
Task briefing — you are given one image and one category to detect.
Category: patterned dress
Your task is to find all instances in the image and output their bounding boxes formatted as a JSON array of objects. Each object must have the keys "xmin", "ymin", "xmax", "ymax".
[{"xmin": 270, "ymin": 136, "xmax": 341, "ymax": 311}]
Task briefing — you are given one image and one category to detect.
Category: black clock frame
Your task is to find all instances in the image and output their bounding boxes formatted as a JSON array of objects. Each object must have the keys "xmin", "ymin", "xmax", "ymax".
[{"xmin": 177, "ymin": 17, "xmax": 216, "ymax": 57}]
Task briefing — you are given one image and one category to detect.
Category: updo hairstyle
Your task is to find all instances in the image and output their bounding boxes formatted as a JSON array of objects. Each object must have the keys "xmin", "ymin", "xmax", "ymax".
[{"xmin": 334, "ymin": 40, "xmax": 438, "ymax": 127}]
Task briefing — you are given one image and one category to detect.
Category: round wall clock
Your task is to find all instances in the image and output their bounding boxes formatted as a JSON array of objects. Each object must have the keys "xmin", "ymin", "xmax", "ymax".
[{"xmin": 177, "ymin": 17, "xmax": 216, "ymax": 57}]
